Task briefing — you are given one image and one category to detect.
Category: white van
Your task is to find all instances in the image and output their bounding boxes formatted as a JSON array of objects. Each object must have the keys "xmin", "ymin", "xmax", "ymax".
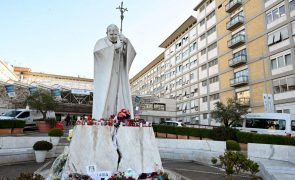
[
  {"xmin": 0, "ymin": 109, "xmax": 55, "ymax": 126},
  {"xmin": 160, "ymin": 120, "xmax": 184, "ymax": 127},
  {"xmin": 235, "ymin": 113, "xmax": 295, "ymax": 136}
]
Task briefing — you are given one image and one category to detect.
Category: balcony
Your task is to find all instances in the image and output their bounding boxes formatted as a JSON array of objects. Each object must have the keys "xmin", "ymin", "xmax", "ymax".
[
  {"xmin": 229, "ymin": 54, "xmax": 247, "ymax": 67},
  {"xmin": 237, "ymin": 97, "xmax": 250, "ymax": 106},
  {"xmin": 225, "ymin": 0, "xmax": 243, "ymax": 13},
  {"xmin": 228, "ymin": 34, "xmax": 246, "ymax": 49},
  {"xmin": 230, "ymin": 76, "xmax": 248, "ymax": 87},
  {"xmin": 226, "ymin": 15, "xmax": 244, "ymax": 30}
]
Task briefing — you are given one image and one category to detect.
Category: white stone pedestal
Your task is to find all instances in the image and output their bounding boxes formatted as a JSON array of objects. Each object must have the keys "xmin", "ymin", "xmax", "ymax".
[{"xmin": 61, "ymin": 126, "xmax": 162, "ymax": 177}]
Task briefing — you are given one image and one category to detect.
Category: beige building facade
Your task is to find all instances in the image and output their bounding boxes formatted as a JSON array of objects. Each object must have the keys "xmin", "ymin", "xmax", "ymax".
[{"xmin": 130, "ymin": 0, "xmax": 295, "ymax": 125}]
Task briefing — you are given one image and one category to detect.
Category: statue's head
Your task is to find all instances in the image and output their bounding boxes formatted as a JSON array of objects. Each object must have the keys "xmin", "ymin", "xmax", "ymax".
[{"xmin": 106, "ymin": 24, "xmax": 119, "ymax": 43}]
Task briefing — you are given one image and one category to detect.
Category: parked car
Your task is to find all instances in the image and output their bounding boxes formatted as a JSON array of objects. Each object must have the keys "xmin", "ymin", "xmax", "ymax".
[
  {"xmin": 0, "ymin": 109, "xmax": 55, "ymax": 127},
  {"xmin": 160, "ymin": 121, "xmax": 184, "ymax": 127}
]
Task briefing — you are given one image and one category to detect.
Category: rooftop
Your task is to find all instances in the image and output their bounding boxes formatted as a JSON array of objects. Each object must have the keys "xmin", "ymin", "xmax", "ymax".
[{"xmin": 159, "ymin": 16, "xmax": 197, "ymax": 48}]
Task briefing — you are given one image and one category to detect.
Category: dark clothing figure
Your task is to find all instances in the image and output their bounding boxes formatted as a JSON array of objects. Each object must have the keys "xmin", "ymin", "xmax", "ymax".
[{"xmin": 65, "ymin": 114, "xmax": 71, "ymax": 126}]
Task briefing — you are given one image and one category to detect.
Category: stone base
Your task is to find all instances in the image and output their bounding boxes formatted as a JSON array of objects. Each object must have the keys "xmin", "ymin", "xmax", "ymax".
[{"xmin": 61, "ymin": 126, "xmax": 162, "ymax": 178}]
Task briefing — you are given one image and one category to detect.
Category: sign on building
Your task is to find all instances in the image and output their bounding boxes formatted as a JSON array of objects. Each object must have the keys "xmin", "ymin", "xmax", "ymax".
[
  {"xmin": 71, "ymin": 89, "xmax": 91, "ymax": 95},
  {"xmin": 5, "ymin": 84, "xmax": 15, "ymax": 98},
  {"xmin": 51, "ymin": 88, "xmax": 61, "ymax": 100},
  {"xmin": 263, "ymin": 93, "xmax": 274, "ymax": 113},
  {"xmin": 135, "ymin": 96, "xmax": 141, "ymax": 103},
  {"xmin": 28, "ymin": 86, "xmax": 38, "ymax": 95}
]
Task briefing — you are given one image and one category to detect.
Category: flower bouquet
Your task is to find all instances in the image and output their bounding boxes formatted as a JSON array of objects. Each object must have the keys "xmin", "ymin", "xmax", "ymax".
[{"xmin": 117, "ymin": 109, "xmax": 131, "ymax": 125}]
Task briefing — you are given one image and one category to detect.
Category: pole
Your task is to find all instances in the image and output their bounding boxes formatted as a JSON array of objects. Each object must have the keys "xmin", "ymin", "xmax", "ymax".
[{"xmin": 116, "ymin": 1, "xmax": 128, "ymax": 33}]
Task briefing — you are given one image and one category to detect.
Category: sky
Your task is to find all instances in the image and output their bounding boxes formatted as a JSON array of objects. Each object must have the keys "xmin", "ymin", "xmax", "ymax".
[{"xmin": 0, "ymin": 0, "xmax": 200, "ymax": 79}]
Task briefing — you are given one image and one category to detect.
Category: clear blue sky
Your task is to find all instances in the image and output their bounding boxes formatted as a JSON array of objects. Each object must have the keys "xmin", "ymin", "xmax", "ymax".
[{"xmin": 0, "ymin": 0, "xmax": 200, "ymax": 79}]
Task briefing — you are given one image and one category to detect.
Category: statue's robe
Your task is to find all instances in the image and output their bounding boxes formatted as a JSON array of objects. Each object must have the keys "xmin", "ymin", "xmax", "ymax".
[{"xmin": 92, "ymin": 37, "xmax": 136, "ymax": 120}]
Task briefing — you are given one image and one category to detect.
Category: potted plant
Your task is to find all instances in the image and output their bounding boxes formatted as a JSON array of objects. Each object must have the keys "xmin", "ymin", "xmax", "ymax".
[
  {"xmin": 48, "ymin": 128, "xmax": 64, "ymax": 145},
  {"xmin": 33, "ymin": 140, "xmax": 53, "ymax": 163},
  {"xmin": 26, "ymin": 89, "xmax": 58, "ymax": 133}
]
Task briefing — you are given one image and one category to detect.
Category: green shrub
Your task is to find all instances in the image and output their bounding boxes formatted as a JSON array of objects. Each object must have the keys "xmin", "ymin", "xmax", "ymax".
[
  {"xmin": 236, "ymin": 131, "xmax": 254, "ymax": 143},
  {"xmin": 237, "ymin": 131, "xmax": 295, "ymax": 146},
  {"xmin": 153, "ymin": 125, "xmax": 213, "ymax": 139},
  {"xmin": 199, "ymin": 129, "xmax": 213, "ymax": 139},
  {"xmin": 33, "ymin": 141, "xmax": 53, "ymax": 151},
  {"xmin": 14, "ymin": 120, "xmax": 26, "ymax": 128},
  {"xmin": 226, "ymin": 140, "xmax": 241, "ymax": 151},
  {"xmin": 214, "ymin": 151, "xmax": 260, "ymax": 179},
  {"xmin": 211, "ymin": 157, "xmax": 218, "ymax": 165},
  {"xmin": 0, "ymin": 120, "xmax": 25, "ymax": 129},
  {"xmin": 48, "ymin": 128, "xmax": 64, "ymax": 137},
  {"xmin": 175, "ymin": 126, "xmax": 190, "ymax": 135},
  {"xmin": 0, "ymin": 120, "xmax": 15, "ymax": 128},
  {"xmin": 211, "ymin": 127, "xmax": 238, "ymax": 141}
]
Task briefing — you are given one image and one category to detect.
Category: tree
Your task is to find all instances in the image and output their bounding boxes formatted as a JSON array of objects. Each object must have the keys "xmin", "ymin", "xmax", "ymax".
[
  {"xmin": 211, "ymin": 98, "xmax": 248, "ymax": 127},
  {"xmin": 26, "ymin": 89, "xmax": 58, "ymax": 120}
]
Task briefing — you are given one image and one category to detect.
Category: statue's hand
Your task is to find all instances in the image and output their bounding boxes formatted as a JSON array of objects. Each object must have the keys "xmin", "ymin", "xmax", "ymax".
[
  {"xmin": 114, "ymin": 41, "xmax": 122, "ymax": 50},
  {"xmin": 119, "ymin": 34, "xmax": 127, "ymax": 44}
]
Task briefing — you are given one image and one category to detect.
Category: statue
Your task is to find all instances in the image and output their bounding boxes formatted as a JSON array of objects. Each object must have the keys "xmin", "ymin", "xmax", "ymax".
[{"xmin": 92, "ymin": 24, "xmax": 136, "ymax": 120}]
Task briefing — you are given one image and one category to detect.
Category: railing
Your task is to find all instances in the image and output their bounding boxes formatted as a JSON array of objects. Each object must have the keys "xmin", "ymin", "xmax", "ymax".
[
  {"xmin": 230, "ymin": 76, "xmax": 249, "ymax": 86},
  {"xmin": 229, "ymin": 54, "xmax": 247, "ymax": 67},
  {"xmin": 225, "ymin": 0, "xmax": 243, "ymax": 13},
  {"xmin": 228, "ymin": 34, "xmax": 246, "ymax": 48},
  {"xmin": 226, "ymin": 15, "xmax": 245, "ymax": 30}
]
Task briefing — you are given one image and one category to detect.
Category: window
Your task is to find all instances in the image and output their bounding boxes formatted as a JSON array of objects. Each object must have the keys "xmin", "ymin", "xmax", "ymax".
[
  {"xmin": 206, "ymin": 11, "xmax": 215, "ymax": 20},
  {"xmin": 292, "ymin": 120, "xmax": 295, "ymax": 131},
  {"xmin": 202, "ymin": 80, "xmax": 207, "ymax": 86},
  {"xmin": 176, "ymin": 65, "xmax": 182, "ymax": 73},
  {"xmin": 267, "ymin": 26, "xmax": 288, "ymax": 46},
  {"xmin": 236, "ymin": 90, "xmax": 250, "ymax": 100},
  {"xmin": 210, "ymin": 93, "xmax": 219, "ymax": 101},
  {"xmin": 290, "ymin": 0, "xmax": 295, "ymax": 11},
  {"xmin": 202, "ymin": 96, "xmax": 208, "ymax": 102},
  {"xmin": 234, "ymin": 69, "xmax": 248, "ymax": 78},
  {"xmin": 200, "ymin": 33, "xmax": 206, "ymax": 41},
  {"xmin": 232, "ymin": 29, "xmax": 245, "ymax": 38},
  {"xmin": 190, "ymin": 42, "xmax": 197, "ymax": 52},
  {"xmin": 208, "ymin": 59, "xmax": 218, "ymax": 67},
  {"xmin": 200, "ymin": 19, "xmax": 205, "ymax": 26},
  {"xmin": 200, "ymin": 5, "xmax": 205, "ymax": 12},
  {"xmin": 283, "ymin": 109, "xmax": 290, "ymax": 114},
  {"xmin": 207, "ymin": 0, "xmax": 214, "ymax": 6},
  {"xmin": 190, "ymin": 59, "xmax": 197, "ymax": 66},
  {"xmin": 246, "ymin": 118, "xmax": 286, "ymax": 130},
  {"xmin": 209, "ymin": 76, "xmax": 219, "ymax": 84},
  {"xmin": 266, "ymin": 4, "xmax": 286, "ymax": 24},
  {"xmin": 273, "ymin": 75, "xmax": 295, "ymax": 93},
  {"xmin": 201, "ymin": 64, "xmax": 207, "ymax": 71},
  {"xmin": 18, "ymin": 111, "xmax": 30, "ymax": 118},
  {"xmin": 271, "ymin": 53, "xmax": 292, "ymax": 70},
  {"xmin": 233, "ymin": 49, "xmax": 247, "ymax": 58},
  {"xmin": 207, "ymin": 26, "xmax": 216, "ymax": 36},
  {"xmin": 203, "ymin": 113, "xmax": 208, "ymax": 119},
  {"xmin": 201, "ymin": 49, "xmax": 207, "ymax": 55},
  {"xmin": 208, "ymin": 43, "xmax": 217, "ymax": 52},
  {"xmin": 190, "ymin": 73, "xmax": 194, "ymax": 80},
  {"xmin": 182, "ymin": 36, "xmax": 189, "ymax": 44}
]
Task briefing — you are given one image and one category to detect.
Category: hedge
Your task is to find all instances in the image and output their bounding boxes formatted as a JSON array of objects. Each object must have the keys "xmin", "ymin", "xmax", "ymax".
[
  {"xmin": 14, "ymin": 120, "xmax": 26, "ymax": 128},
  {"xmin": 237, "ymin": 131, "xmax": 295, "ymax": 146},
  {"xmin": 153, "ymin": 125, "xmax": 212, "ymax": 139},
  {"xmin": 0, "ymin": 120, "xmax": 26, "ymax": 129},
  {"xmin": 153, "ymin": 125, "xmax": 295, "ymax": 146}
]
